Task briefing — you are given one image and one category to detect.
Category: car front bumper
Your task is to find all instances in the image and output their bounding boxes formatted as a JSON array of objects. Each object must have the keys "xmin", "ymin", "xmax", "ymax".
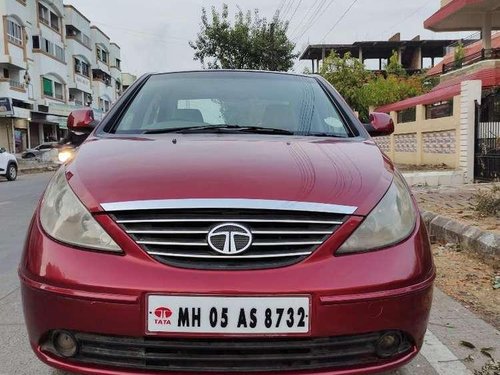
[{"xmin": 20, "ymin": 212, "xmax": 434, "ymax": 374}]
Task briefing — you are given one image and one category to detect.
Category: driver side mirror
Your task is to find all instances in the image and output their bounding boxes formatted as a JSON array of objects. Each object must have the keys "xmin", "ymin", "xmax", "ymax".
[
  {"xmin": 364, "ymin": 112, "xmax": 394, "ymax": 137},
  {"xmin": 67, "ymin": 108, "xmax": 97, "ymax": 133}
]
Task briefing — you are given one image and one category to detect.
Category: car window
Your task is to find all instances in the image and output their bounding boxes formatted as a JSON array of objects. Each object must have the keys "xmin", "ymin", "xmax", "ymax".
[
  {"xmin": 113, "ymin": 72, "xmax": 351, "ymax": 137},
  {"xmin": 39, "ymin": 144, "xmax": 51, "ymax": 149}
]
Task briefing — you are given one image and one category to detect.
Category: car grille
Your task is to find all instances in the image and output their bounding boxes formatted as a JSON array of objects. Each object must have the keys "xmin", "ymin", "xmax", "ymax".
[
  {"xmin": 110, "ymin": 208, "xmax": 348, "ymax": 269},
  {"xmin": 43, "ymin": 331, "xmax": 413, "ymax": 372}
]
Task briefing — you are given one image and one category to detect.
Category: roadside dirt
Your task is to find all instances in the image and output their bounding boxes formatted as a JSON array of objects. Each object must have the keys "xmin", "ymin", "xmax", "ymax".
[
  {"xmin": 432, "ymin": 244, "xmax": 500, "ymax": 329},
  {"xmin": 413, "ymin": 184, "xmax": 499, "ymax": 234}
]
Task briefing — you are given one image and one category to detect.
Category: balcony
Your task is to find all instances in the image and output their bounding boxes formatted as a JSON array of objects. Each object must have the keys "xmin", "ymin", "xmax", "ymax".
[
  {"xmin": 9, "ymin": 79, "xmax": 25, "ymax": 91},
  {"xmin": 442, "ymin": 48, "xmax": 500, "ymax": 74}
]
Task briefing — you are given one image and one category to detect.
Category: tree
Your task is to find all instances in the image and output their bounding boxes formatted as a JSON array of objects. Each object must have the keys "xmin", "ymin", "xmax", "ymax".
[
  {"xmin": 385, "ymin": 50, "xmax": 406, "ymax": 77},
  {"xmin": 319, "ymin": 52, "xmax": 373, "ymax": 119},
  {"xmin": 189, "ymin": 4, "xmax": 297, "ymax": 71},
  {"xmin": 318, "ymin": 51, "xmax": 431, "ymax": 121}
]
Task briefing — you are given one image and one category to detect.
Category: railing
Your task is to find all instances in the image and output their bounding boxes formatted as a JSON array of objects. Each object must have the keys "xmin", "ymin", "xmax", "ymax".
[
  {"xmin": 67, "ymin": 33, "xmax": 91, "ymax": 49},
  {"xmin": 9, "ymin": 79, "xmax": 25, "ymax": 90},
  {"xmin": 442, "ymin": 48, "xmax": 500, "ymax": 74}
]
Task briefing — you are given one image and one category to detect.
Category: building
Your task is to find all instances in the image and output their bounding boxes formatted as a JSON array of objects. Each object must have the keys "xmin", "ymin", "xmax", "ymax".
[
  {"xmin": 374, "ymin": 0, "xmax": 500, "ymax": 183},
  {"xmin": 299, "ymin": 34, "xmax": 458, "ymax": 74},
  {"xmin": 121, "ymin": 72, "xmax": 137, "ymax": 91},
  {"xmin": 0, "ymin": 1, "xmax": 125, "ymax": 153}
]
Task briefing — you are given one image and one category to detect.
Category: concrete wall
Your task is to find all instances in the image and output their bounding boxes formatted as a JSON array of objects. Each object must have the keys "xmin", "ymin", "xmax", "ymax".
[{"xmin": 374, "ymin": 80, "xmax": 482, "ymax": 182}]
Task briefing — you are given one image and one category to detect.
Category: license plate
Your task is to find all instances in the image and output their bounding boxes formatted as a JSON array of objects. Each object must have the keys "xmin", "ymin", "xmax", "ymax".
[{"xmin": 147, "ymin": 295, "xmax": 310, "ymax": 334}]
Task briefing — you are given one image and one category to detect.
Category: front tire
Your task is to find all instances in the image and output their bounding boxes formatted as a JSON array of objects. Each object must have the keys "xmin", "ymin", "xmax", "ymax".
[{"xmin": 6, "ymin": 163, "xmax": 17, "ymax": 181}]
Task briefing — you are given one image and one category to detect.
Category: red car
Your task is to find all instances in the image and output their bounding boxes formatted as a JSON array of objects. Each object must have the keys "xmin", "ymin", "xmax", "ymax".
[{"xmin": 20, "ymin": 71, "xmax": 434, "ymax": 375}]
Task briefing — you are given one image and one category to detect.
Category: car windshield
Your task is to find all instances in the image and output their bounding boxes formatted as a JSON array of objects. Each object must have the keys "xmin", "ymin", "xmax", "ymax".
[{"xmin": 112, "ymin": 72, "xmax": 352, "ymax": 137}]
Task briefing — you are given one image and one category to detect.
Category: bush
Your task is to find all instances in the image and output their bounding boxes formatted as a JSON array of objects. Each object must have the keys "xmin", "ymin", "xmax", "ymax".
[{"xmin": 473, "ymin": 185, "xmax": 500, "ymax": 217}]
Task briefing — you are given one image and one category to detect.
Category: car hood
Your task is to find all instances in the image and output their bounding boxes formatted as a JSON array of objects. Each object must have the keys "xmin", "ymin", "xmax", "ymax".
[{"xmin": 66, "ymin": 134, "xmax": 394, "ymax": 216}]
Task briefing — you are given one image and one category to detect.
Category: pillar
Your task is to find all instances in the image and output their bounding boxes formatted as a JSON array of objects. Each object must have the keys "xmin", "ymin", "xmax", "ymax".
[
  {"xmin": 482, "ymin": 12, "xmax": 492, "ymax": 50},
  {"xmin": 459, "ymin": 80, "xmax": 482, "ymax": 183},
  {"xmin": 358, "ymin": 47, "xmax": 363, "ymax": 63},
  {"xmin": 311, "ymin": 59, "xmax": 314, "ymax": 73}
]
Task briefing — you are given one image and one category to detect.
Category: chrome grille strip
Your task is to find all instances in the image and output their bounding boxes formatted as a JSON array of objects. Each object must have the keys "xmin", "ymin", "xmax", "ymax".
[
  {"xmin": 137, "ymin": 240, "xmax": 323, "ymax": 247},
  {"xmin": 117, "ymin": 218, "xmax": 343, "ymax": 225},
  {"xmin": 147, "ymin": 251, "xmax": 312, "ymax": 259},
  {"xmin": 102, "ymin": 198, "xmax": 357, "ymax": 215},
  {"xmin": 126, "ymin": 229, "xmax": 333, "ymax": 235}
]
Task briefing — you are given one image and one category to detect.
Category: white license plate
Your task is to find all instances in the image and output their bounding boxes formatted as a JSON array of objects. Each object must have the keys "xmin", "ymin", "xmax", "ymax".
[{"xmin": 147, "ymin": 295, "xmax": 310, "ymax": 334}]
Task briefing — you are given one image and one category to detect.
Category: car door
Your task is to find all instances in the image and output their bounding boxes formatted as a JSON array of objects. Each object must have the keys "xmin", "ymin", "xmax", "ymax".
[{"xmin": 0, "ymin": 148, "xmax": 8, "ymax": 173}]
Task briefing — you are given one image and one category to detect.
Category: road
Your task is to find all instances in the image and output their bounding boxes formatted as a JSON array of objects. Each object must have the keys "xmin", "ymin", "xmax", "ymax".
[{"xmin": 0, "ymin": 172, "xmax": 498, "ymax": 375}]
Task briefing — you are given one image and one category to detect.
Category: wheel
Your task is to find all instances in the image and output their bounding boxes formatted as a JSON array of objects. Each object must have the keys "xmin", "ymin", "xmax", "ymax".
[
  {"xmin": 23, "ymin": 153, "xmax": 35, "ymax": 159},
  {"xmin": 6, "ymin": 163, "xmax": 17, "ymax": 181}
]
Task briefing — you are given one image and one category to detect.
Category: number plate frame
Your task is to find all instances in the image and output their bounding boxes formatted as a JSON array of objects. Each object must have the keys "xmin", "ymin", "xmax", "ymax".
[{"xmin": 146, "ymin": 294, "xmax": 311, "ymax": 335}]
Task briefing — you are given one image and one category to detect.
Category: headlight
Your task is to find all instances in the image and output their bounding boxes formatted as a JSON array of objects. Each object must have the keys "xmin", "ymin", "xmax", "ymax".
[
  {"xmin": 40, "ymin": 167, "xmax": 121, "ymax": 252},
  {"xmin": 336, "ymin": 173, "xmax": 416, "ymax": 255},
  {"xmin": 58, "ymin": 149, "xmax": 74, "ymax": 163}
]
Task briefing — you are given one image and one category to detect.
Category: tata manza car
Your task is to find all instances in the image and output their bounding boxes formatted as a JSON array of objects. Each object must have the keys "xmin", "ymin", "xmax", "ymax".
[{"xmin": 20, "ymin": 71, "xmax": 435, "ymax": 375}]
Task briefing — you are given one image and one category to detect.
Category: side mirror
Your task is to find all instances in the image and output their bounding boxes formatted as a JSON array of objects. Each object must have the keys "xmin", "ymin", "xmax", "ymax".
[
  {"xmin": 67, "ymin": 108, "xmax": 97, "ymax": 133},
  {"xmin": 0, "ymin": 147, "xmax": 5, "ymax": 153},
  {"xmin": 364, "ymin": 112, "xmax": 394, "ymax": 137}
]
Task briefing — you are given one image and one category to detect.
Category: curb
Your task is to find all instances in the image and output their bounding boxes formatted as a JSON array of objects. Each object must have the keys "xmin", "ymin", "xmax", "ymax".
[{"xmin": 421, "ymin": 210, "xmax": 499, "ymax": 265}]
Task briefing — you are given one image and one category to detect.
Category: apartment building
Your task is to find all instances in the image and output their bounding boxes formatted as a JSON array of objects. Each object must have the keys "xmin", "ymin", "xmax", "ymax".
[{"xmin": 0, "ymin": 0, "xmax": 132, "ymax": 153}]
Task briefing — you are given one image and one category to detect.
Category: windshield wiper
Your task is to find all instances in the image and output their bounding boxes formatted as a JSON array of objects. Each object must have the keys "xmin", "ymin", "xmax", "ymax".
[{"xmin": 143, "ymin": 124, "xmax": 295, "ymax": 135}]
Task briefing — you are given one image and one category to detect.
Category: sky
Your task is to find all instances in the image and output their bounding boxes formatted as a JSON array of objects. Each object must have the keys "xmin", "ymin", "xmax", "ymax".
[{"xmin": 65, "ymin": 0, "xmax": 470, "ymax": 76}]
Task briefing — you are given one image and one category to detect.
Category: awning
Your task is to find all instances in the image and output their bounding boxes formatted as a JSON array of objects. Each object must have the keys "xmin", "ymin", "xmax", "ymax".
[{"xmin": 424, "ymin": 0, "xmax": 500, "ymax": 32}]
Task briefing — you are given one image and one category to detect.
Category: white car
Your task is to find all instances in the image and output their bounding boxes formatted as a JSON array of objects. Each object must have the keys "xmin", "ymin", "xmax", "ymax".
[{"xmin": 0, "ymin": 147, "xmax": 18, "ymax": 181}]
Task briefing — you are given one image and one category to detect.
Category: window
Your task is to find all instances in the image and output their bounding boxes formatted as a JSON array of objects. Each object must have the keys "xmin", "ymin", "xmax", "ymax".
[
  {"xmin": 74, "ymin": 58, "xmax": 90, "ymax": 77},
  {"xmin": 82, "ymin": 34, "xmax": 91, "ymax": 48},
  {"xmin": 38, "ymin": 3, "xmax": 50, "ymax": 26},
  {"xmin": 74, "ymin": 58, "xmax": 81, "ymax": 74},
  {"xmin": 55, "ymin": 45, "xmax": 64, "ymax": 61},
  {"xmin": 42, "ymin": 77, "xmax": 64, "ymax": 100},
  {"xmin": 50, "ymin": 12, "xmax": 59, "ymax": 32},
  {"xmin": 33, "ymin": 35, "xmax": 65, "ymax": 62},
  {"xmin": 99, "ymin": 98, "xmax": 110, "ymax": 112},
  {"xmin": 54, "ymin": 82, "xmax": 63, "ymax": 100},
  {"xmin": 93, "ymin": 70, "xmax": 112, "ymax": 86},
  {"xmin": 38, "ymin": 2, "xmax": 60, "ymax": 32},
  {"xmin": 425, "ymin": 100, "xmax": 453, "ymax": 119},
  {"xmin": 7, "ymin": 19, "xmax": 23, "ymax": 46},
  {"xmin": 113, "ymin": 71, "xmax": 351, "ymax": 137},
  {"xmin": 115, "ymin": 58, "xmax": 121, "ymax": 70},
  {"xmin": 97, "ymin": 46, "xmax": 108, "ymax": 64},
  {"xmin": 397, "ymin": 107, "xmax": 416, "ymax": 123},
  {"xmin": 43, "ymin": 77, "xmax": 53, "ymax": 97}
]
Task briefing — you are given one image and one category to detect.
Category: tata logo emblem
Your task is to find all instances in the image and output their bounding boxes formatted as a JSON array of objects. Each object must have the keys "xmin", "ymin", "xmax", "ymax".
[
  {"xmin": 153, "ymin": 307, "xmax": 173, "ymax": 325},
  {"xmin": 207, "ymin": 223, "xmax": 253, "ymax": 255},
  {"xmin": 154, "ymin": 307, "xmax": 173, "ymax": 319}
]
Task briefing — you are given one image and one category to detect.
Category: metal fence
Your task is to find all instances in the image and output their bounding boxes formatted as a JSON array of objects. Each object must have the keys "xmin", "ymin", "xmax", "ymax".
[{"xmin": 475, "ymin": 98, "xmax": 500, "ymax": 181}]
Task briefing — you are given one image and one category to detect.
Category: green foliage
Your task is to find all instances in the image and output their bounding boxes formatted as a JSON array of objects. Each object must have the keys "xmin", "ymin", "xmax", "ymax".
[
  {"xmin": 319, "ymin": 51, "xmax": 431, "ymax": 121},
  {"xmin": 189, "ymin": 4, "xmax": 297, "ymax": 71},
  {"xmin": 359, "ymin": 74, "xmax": 426, "ymax": 109},
  {"xmin": 320, "ymin": 52, "xmax": 373, "ymax": 120},
  {"xmin": 454, "ymin": 41, "xmax": 465, "ymax": 68},
  {"xmin": 385, "ymin": 50, "xmax": 406, "ymax": 77}
]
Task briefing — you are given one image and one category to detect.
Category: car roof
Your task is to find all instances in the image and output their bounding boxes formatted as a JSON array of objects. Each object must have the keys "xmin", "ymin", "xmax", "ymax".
[{"xmin": 148, "ymin": 70, "xmax": 316, "ymax": 79}]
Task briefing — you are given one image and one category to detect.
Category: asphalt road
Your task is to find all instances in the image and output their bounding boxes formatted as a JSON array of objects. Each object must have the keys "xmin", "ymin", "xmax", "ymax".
[{"xmin": 0, "ymin": 172, "xmax": 498, "ymax": 375}]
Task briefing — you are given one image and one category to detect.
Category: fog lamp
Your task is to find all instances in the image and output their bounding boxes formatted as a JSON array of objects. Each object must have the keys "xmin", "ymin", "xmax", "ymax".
[
  {"xmin": 376, "ymin": 331, "xmax": 402, "ymax": 358},
  {"xmin": 52, "ymin": 330, "xmax": 78, "ymax": 358}
]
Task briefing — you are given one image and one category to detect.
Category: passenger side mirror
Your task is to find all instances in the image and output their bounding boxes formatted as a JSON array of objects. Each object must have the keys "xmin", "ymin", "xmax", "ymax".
[
  {"xmin": 364, "ymin": 112, "xmax": 394, "ymax": 137},
  {"xmin": 67, "ymin": 108, "xmax": 98, "ymax": 133}
]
